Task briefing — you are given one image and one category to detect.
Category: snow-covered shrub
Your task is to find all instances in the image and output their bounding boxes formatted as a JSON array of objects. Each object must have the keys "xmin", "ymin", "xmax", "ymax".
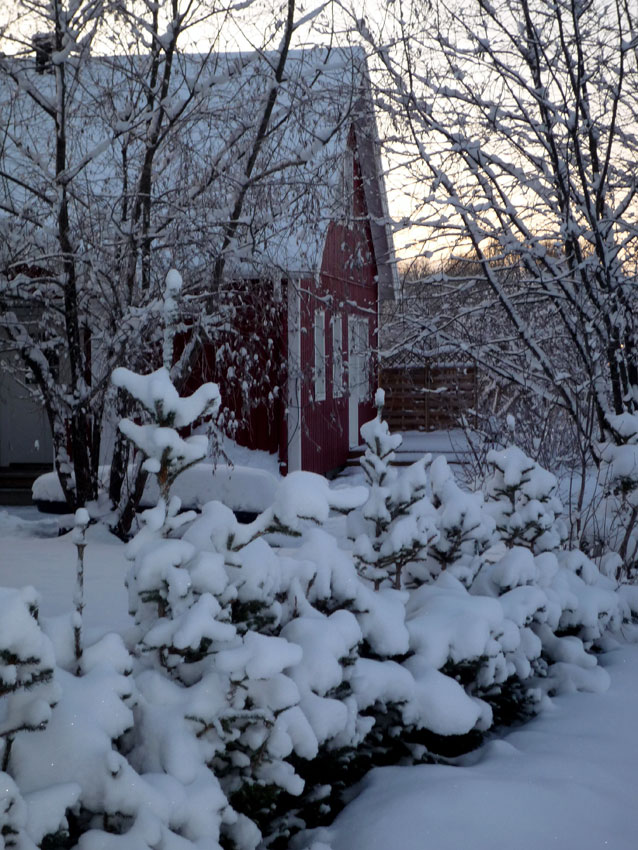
[
  {"xmin": 5, "ymin": 375, "xmax": 632, "ymax": 849},
  {"xmin": 0, "ymin": 369, "xmax": 235, "ymax": 850},
  {"xmin": 475, "ymin": 446, "xmax": 628, "ymax": 701},
  {"xmin": 111, "ymin": 365, "xmax": 222, "ymax": 502},
  {"xmin": 483, "ymin": 446, "xmax": 567, "ymax": 553},
  {"xmin": 11, "ymin": 647, "xmax": 140, "ymax": 843},
  {"xmin": 0, "ymin": 588, "xmax": 68, "ymax": 847},
  {"xmin": 0, "ymin": 587, "xmax": 59, "ymax": 774},
  {"xmin": 351, "ymin": 407, "xmax": 630, "ymax": 748},
  {"xmin": 0, "ymin": 772, "xmax": 38, "ymax": 850},
  {"xmin": 348, "ymin": 389, "xmax": 437, "ymax": 589},
  {"xmin": 115, "ymin": 366, "xmax": 384, "ymax": 847},
  {"xmin": 0, "ymin": 536, "xmax": 219, "ymax": 849},
  {"xmin": 342, "ymin": 404, "xmax": 498, "ymax": 754},
  {"xmin": 348, "ymin": 406, "xmax": 534, "ymax": 737},
  {"xmin": 0, "ymin": 594, "xmax": 142, "ymax": 847},
  {"xmin": 111, "ymin": 368, "xmax": 248, "ymax": 845},
  {"xmin": 586, "ymin": 413, "xmax": 638, "ymax": 579},
  {"xmin": 416, "ymin": 455, "xmax": 495, "ymax": 588}
]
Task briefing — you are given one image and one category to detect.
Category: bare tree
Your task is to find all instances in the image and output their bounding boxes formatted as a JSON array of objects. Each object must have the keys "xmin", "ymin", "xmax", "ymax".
[
  {"xmin": 0, "ymin": 0, "xmax": 355, "ymax": 531},
  {"xmin": 350, "ymin": 0, "xmax": 638, "ymax": 465}
]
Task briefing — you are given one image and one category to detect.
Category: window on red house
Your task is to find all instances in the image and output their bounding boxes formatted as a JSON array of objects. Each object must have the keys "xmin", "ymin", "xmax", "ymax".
[
  {"xmin": 314, "ymin": 309, "xmax": 326, "ymax": 401},
  {"xmin": 332, "ymin": 314, "xmax": 344, "ymax": 398}
]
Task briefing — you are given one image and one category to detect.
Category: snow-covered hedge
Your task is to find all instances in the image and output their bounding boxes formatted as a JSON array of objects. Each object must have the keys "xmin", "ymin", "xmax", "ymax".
[
  {"xmin": 32, "ymin": 464, "xmax": 279, "ymax": 516},
  {"xmin": 2, "ymin": 376, "xmax": 635, "ymax": 850},
  {"xmin": 346, "ymin": 397, "xmax": 630, "ymax": 739}
]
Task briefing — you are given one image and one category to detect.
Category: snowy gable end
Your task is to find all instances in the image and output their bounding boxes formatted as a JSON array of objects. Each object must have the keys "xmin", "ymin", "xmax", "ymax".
[
  {"xmin": 289, "ymin": 117, "xmax": 397, "ymax": 476},
  {"xmin": 181, "ymin": 50, "xmax": 398, "ymax": 478}
]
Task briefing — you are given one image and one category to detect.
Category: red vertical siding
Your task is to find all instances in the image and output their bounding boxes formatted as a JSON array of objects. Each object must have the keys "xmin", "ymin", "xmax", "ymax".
[
  {"xmin": 299, "ymin": 148, "xmax": 378, "ymax": 475},
  {"xmin": 173, "ymin": 136, "xmax": 381, "ymax": 479},
  {"xmin": 277, "ymin": 285, "xmax": 289, "ymax": 474},
  {"xmin": 174, "ymin": 280, "xmax": 285, "ymax": 459}
]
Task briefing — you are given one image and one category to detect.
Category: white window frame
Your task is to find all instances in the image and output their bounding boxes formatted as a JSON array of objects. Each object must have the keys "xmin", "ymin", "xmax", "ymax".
[
  {"xmin": 314, "ymin": 308, "xmax": 326, "ymax": 402},
  {"xmin": 348, "ymin": 316, "xmax": 370, "ymax": 402},
  {"xmin": 332, "ymin": 314, "xmax": 344, "ymax": 398}
]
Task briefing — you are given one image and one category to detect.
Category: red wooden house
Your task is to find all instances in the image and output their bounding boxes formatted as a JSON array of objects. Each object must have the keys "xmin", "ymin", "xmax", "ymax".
[{"xmin": 184, "ymin": 50, "xmax": 398, "ymax": 477}]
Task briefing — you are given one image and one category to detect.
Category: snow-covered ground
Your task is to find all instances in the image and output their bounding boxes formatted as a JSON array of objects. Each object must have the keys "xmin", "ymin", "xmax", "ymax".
[
  {"xmin": 0, "ymin": 508, "xmax": 131, "ymax": 642},
  {"xmin": 32, "ymin": 463, "xmax": 279, "ymax": 514},
  {"xmin": 323, "ymin": 641, "xmax": 638, "ymax": 850},
  {"xmin": 2, "ymin": 506, "xmax": 638, "ymax": 850}
]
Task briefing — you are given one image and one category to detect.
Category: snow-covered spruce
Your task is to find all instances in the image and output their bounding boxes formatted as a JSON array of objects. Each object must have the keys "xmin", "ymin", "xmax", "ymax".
[
  {"xmin": 116, "ymin": 367, "xmax": 379, "ymax": 847},
  {"xmin": 586, "ymin": 413, "xmax": 638, "ymax": 580},
  {"xmin": 111, "ymin": 365, "xmax": 222, "ymax": 502},
  {"xmin": 347, "ymin": 397, "xmax": 514, "ymax": 742},
  {"xmin": 0, "ymin": 587, "xmax": 59, "ymax": 775},
  {"xmin": 3, "ymin": 376, "xmax": 634, "ymax": 850},
  {"xmin": 0, "ymin": 369, "xmax": 231, "ymax": 850},
  {"xmin": 404, "ymin": 441, "xmax": 628, "ymax": 737},
  {"xmin": 351, "ymin": 403, "xmax": 631, "ymax": 750},
  {"xmin": 0, "ymin": 772, "xmax": 26, "ymax": 850},
  {"xmin": 0, "ymin": 581, "xmax": 207, "ymax": 848},
  {"xmin": 483, "ymin": 446, "xmax": 567, "ymax": 553},
  {"xmin": 475, "ymin": 446, "xmax": 627, "ymax": 700},
  {"xmin": 0, "ymin": 591, "xmax": 141, "ymax": 848},
  {"xmin": 0, "ymin": 587, "xmax": 66, "ymax": 849},
  {"xmin": 415, "ymin": 455, "xmax": 495, "ymax": 588},
  {"xmin": 348, "ymin": 389, "xmax": 437, "ymax": 590}
]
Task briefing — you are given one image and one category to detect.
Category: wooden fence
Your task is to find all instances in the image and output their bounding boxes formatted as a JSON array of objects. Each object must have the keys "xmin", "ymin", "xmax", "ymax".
[{"xmin": 379, "ymin": 363, "xmax": 477, "ymax": 432}]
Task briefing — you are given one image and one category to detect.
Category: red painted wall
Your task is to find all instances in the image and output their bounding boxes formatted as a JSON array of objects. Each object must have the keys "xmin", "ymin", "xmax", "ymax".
[
  {"xmin": 175, "ymin": 140, "xmax": 381, "ymax": 479},
  {"xmin": 175, "ymin": 280, "xmax": 285, "ymax": 460},
  {"xmin": 298, "ymin": 149, "xmax": 378, "ymax": 475}
]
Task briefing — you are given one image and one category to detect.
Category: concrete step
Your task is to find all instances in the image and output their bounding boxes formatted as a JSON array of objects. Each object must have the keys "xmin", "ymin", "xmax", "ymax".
[
  {"xmin": 345, "ymin": 446, "xmax": 365, "ymax": 467},
  {"xmin": 0, "ymin": 465, "xmax": 53, "ymax": 506},
  {"xmin": 345, "ymin": 446, "xmax": 470, "ymax": 469},
  {"xmin": 391, "ymin": 457, "xmax": 467, "ymax": 467},
  {"xmin": 0, "ymin": 487, "xmax": 35, "ymax": 506}
]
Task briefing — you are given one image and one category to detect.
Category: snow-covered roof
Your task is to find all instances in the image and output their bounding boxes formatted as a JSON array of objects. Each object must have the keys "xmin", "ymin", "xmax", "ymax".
[{"xmin": 0, "ymin": 45, "xmax": 397, "ymax": 290}]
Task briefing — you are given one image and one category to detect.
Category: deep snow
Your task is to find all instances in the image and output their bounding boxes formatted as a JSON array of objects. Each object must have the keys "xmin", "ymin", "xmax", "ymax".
[
  {"xmin": 2, "ymin": 506, "xmax": 638, "ymax": 849},
  {"xmin": 318, "ymin": 642, "xmax": 638, "ymax": 850},
  {"xmin": 0, "ymin": 509, "xmax": 130, "ymax": 640}
]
